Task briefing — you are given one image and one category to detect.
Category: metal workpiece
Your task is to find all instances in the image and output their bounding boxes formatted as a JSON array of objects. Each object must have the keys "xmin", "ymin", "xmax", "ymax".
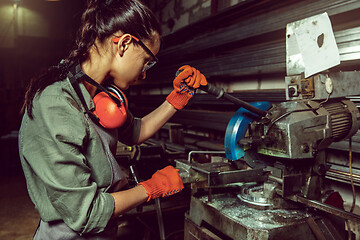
[
  {"xmin": 238, "ymin": 183, "xmax": 275, "ymax": 209},
  {"xmin": 237, "ymin": 182, "xmax": 296, "ymax": 210},
  {"xmin": 285, "ymin": 72, "xmax": 360, "ymax": 101}
]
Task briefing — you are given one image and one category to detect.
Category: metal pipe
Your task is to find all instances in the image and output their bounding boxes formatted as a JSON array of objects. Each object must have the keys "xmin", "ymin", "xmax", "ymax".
[{"xmin": 327, "ymin": 169, "xmax": 360, "ymax": 180}]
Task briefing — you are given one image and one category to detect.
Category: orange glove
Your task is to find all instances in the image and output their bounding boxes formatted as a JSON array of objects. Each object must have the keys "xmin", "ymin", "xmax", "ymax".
[
  {"xmin": 138, "ymin": 166, "xmax": 184, "ymax": 202},
  {"xmin": 166, "ymin": 65, "xmax": 207, "ymax": 110}
]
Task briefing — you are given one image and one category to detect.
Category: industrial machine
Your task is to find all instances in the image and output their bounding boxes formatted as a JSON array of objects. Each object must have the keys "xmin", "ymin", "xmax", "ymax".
[
  {"xmin": 176, "ymin": 13, "xmax": 360, "ymax": 240},
  {"xmin": 178, "ymin": 78, "xmax": 360, "ymax": 239}
]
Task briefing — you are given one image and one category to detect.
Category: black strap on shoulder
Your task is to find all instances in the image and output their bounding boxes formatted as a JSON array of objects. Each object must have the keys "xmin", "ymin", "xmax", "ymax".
[
  {"xmin": 67, "ymin": 61, "xmax": 126, "ymax": 124},
  {"xmin": 68, "ymin": 62, "xmax": 121, "ymax": 106},
  {"xmin": 67, "ymin": 62, "xmax": 100, "ymax": 123}
]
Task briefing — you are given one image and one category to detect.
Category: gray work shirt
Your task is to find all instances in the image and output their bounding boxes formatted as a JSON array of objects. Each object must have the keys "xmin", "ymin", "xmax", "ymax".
[{"xmin": 19, "ymin": 77, "xmax": 141, "ymax": 236}]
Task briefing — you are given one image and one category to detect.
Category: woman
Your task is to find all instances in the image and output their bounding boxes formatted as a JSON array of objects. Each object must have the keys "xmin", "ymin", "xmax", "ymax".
[{"xmin": 18, "ymin": 0, "xmax": 207, "ymax": 239}]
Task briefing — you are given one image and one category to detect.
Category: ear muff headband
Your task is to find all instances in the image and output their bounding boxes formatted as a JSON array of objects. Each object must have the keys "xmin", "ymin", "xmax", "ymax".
[
  {"xmin": 68, "ymin": 62, "xmax": 127, "ymax": 129},
  {"xmin": 106, "ymin": 85, "xmax": 128, "ymax": 109}
]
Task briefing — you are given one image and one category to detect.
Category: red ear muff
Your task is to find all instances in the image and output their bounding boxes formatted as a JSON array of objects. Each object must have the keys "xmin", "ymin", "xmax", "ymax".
[{"xmin": 93, "ymin": 85, "xmax": 128, "ymax": 129}]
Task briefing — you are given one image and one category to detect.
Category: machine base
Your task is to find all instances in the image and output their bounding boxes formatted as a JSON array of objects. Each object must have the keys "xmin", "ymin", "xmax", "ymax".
[{"xmin": 184, "ymin": 192, "xmax": 344, "ymax": 240}]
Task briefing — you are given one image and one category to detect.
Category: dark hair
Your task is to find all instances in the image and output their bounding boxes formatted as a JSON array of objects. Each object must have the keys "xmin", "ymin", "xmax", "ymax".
[{"xmin": 22, "ymin": 0, "xmax": 161, "ymax": 119}]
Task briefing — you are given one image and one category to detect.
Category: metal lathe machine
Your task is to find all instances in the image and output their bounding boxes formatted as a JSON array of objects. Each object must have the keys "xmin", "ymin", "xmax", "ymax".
[
  {"xmin": 173, "ymin": 13, "xmax": 360, "ymax": 240},
  {"xmin": 119, "ymin": 10, "xmax": 360, "ymax": 240}
]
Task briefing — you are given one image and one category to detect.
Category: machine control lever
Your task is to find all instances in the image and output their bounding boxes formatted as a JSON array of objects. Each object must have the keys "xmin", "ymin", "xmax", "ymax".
[
  {"xmin": 199, "ymin": 83, "xmax": 268, "ymax": 117},
  {"xmin": 129, "ymin": 146, "xmax": 166, "ymax": 240},
  {"xmin": 175, "ymin": 69, "xmax": 268, "ymax": 117}
]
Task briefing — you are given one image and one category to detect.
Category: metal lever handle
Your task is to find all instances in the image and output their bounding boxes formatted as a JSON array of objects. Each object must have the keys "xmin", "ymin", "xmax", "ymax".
[
  {"xmin": 130, "ymin": 146, "xmax": 166, "ymax": 240},
  {"xmin": 175, "ymin": 69, "xmax": 267, "ymax": 117},
  {"xmin": 199, "ymin": 83, "xmax": 267, "ymax": 117}
]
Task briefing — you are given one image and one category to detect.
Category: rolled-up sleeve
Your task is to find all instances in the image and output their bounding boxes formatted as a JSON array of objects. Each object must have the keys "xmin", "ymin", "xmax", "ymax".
[{"xmin": 21, "ymin": 94, "xmax": 114, "ymax": 234}]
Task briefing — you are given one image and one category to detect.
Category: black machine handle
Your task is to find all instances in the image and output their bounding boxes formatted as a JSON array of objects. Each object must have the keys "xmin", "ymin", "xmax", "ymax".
[
  {"xmin": 175, "ymin": 69, "xmax": 267, "ymax": 117},
  {"xmin": 199, "ymin": 83, "xmax": 267, "ymax": 117}
]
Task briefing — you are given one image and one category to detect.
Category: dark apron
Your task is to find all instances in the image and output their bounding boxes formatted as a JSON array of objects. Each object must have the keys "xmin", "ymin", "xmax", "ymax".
[{"xmin": 33, "ymin": 117, "xmax": 127, "ymax": 240}]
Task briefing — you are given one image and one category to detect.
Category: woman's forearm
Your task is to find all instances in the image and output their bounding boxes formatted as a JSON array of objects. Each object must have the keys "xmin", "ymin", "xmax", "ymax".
[
  {"xmin": 137, "ymin": 101, "xmax": 177, "ymax": 144},
  {"xmin": 110, "ymin": 185, "xmax": 148, "ymax": 217}
]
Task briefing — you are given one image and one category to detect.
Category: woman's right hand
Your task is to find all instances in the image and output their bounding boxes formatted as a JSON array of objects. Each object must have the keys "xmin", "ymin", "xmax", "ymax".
[
  {"xmin": 166, "ymin": 65, "xmax": 207, "ymax": 110},
  {"xmin": 138, "ymin": 166, "xmax": 184, "ymax": 201}
]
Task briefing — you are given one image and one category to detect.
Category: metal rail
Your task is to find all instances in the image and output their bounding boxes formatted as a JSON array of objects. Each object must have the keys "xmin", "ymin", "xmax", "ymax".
[{"xmin": 288, "ymin": 194, "xmax": 360, "ymax": 223}]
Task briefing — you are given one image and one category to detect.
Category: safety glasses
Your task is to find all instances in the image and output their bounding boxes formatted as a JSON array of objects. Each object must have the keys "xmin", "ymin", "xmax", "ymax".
[{"xmin": 112, "ymin": 35, "xmax": 158, "ymax": 72}]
